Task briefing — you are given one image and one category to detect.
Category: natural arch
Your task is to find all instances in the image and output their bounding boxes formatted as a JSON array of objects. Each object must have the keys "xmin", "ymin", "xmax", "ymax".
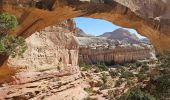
[{"xmin": 0, "ymin": 0, "xmax": 170, "ymax": 66}]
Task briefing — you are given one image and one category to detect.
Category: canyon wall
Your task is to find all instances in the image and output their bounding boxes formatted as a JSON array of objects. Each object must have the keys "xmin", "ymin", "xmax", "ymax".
[
  {"xmin": 0, "ymin": 20, "xmax": 87, "ymax": 100},
  {"xmin": 79, "ymin": 45, "xmax": 154, "ymax": 65},
  {"xmin": 9, "ymin": 19, "xmax": 79, "ymax": 72},
  {"xmin": 78, "ymin": 37, "xmax": 155, "ymax": 65}
]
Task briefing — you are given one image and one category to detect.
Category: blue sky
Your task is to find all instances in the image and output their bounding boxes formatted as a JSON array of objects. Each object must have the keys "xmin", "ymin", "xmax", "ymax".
[{"xmin": 74, "ymin": 17, "xmax": 145, "ymax": 39}]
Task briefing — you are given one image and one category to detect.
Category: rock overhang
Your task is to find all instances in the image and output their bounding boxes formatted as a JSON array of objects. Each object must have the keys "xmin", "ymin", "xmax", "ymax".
[{"xmin": 0, "ymin": 0, "xmax": 170, "ymax": 52}]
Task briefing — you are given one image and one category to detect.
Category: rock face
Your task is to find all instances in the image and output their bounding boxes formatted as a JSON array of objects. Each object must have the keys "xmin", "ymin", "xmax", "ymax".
[
  {"xmin": 79, "ymin": 45, "xmax": 153, "ymax": 64},
  {"xmin": 77, "ymin": 36, "xmax": 155, "ymax": 64},
  {"xmin": 0, "ymin": 19, "xmax": 88, "ymax": 99},
  {"xmin": 78, "ymin": 37, "xmax": 154, "ymax": 64},
  {"xmin": 1, "ymin": 0, "xmax": 170, "ymax": 53},
  {"xmin": 9, "ymin": 19, "xmax": 79, "ymax": 72},
  {"xmin": 99, "ymin": 28, "xmax": 141, "ymax": 44}
]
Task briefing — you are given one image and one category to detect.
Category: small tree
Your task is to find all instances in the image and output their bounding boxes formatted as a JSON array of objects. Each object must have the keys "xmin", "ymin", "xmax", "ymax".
[
  {"xmin": 0, "ymin": 12, "xmax": 26, "ymax": 58},
  {"xmin": 0, "ymin": 12, "xmax": 17, "ymax": 34}
]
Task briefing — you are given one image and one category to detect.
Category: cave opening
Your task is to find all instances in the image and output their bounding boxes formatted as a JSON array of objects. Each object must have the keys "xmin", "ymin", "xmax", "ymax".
[{"xmin": 74, "ymin": 17, "xmax": 156, "ymax": 66}]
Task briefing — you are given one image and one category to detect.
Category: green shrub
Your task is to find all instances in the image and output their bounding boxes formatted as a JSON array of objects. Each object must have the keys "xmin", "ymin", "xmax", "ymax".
[
  {"xmin": 142, "ymin": 64, "xmax": 149, "ymax": 70},
  {"xmin": 0, "ymin": 12, "xmax": 26, "ymax": 57},
  {"xmin": 149, "ymin": 50, "xmax": 170, "ymax": 100},
  {"xmin": 109, "ymin": 70, "xmax": 119, "ymax": 78},
  {"xmin": 0, "ymin": 35, "xmax": 27, "ymax": 57},
  {"xmin": 150, "ymin": 74, "xmax": 170, "ymax": 99},
  {"xmin": 99, "ymin": 73, "xmax": 110, "ymax": 90},
  {"xmin": 119, "ymin": 87, "xmax": 156, "ymax": 100},
  {"xmin": 96, "ymin": 63, "xmax": 108, "ymax": 71},
  {"xmin": 136, "ymin": 62, "xmax": 143, "ymax": 67},
  {"xmin": 0, "ymin": 12, "xmax": 18, "ymax": 33},
  {"xmin": 108, "ymin": 89, "xmax": 121, "ymax": 100},
  {"xmin": 80, "ymin": 63, "xmax": 91, "ymax": 71},
  {"xmin": 126, "ymin": 80, "xmax": 135, "ymax": 87},
  {"xmin": 158, "ymin": 50, "xmax": 170, "ymax": 69},
  {"xmin": 101, "ymin": 73, "xmax": 107, "ymax": 84},
  {"xmin": 136, "ymin": 73, "xmax": 147, "ymax": 82},
  {"xmin": 120, "ymin": 71, "xmax": 134, "ymax": 79},
  {"xmin": 115, "ymin": 78, "xmax": 124, "ymax": 87},
  {"xmin": 84, "ymin": 87, "xmax": 94, "ymax": 94}
]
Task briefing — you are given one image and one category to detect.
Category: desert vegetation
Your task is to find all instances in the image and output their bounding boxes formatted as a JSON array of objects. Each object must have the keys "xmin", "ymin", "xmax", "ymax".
[
  {"xmin": 0, "ymin": 12, "xmax": 26, "ymax": 58},
  {"xmin": 81, "ymin": 50, "xmax": 170, "ymax": 100}
]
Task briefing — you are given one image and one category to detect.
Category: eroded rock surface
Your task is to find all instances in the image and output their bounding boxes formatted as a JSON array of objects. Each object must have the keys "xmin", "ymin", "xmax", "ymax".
[
  {"xmin": 1, "ymin": 0, "xmax": 170, "ymax": 52},
  {"xmin": 0, "ymin": 19, "xmax": 88, "ymax": 99}
]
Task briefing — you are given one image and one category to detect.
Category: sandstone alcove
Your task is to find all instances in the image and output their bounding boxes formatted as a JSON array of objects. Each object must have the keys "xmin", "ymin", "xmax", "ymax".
[
  {"xmin": 0, "ymin": 1, "xmax": 169, "ymax": 99},
  {"xmin": 1, "ymin": 0, "xmax": 170, "ymax": 52}
]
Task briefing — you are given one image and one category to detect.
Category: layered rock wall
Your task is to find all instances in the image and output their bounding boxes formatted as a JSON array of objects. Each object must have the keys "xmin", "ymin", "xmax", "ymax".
[
  {"xmin": 9, "ymin": 19, "xmax": 79, "ymax": 72},
  {"xmin": 0, "ymin": 19, "xmax": 88, "ymax": 99},
  {"xmin": 79, "ymin": 45, "xmax": 153, "ymax": 64}
]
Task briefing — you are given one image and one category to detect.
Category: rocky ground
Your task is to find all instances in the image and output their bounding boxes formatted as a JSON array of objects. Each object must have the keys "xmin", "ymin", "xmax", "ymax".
[
  {"xmin": 80, "ymin": 60, "xmax": 159, "ymax": 100},
  {"xmin": 0, "ymin": 69, "xmax": 87, "ymax": 100},
  {"xmin": 0, "ymin": 57, "xmax": 168, "ymax": 100}
]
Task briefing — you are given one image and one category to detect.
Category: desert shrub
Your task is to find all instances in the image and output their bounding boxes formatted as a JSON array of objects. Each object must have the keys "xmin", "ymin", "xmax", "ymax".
[
  {"xmin": 115, "ymin": 78, "xmax": 124, "ymax": 87},
  {"xmin": 158, "ymin": 49, "xmax": 170, "ymax": 68},
  {"xmin": 84, "ymin": 87, "xmax": 94, "ymax": 94},
  {"xmin": 120, "ymin": 71, "xmax": 134, "ymax": 79},
  {"xmin": 80, "ymin": 63, "xmax": 92, "ymax": 71},
  {"xmin": 126, "ymin": 80, "xmax": 136, "ymax": 87},
  {"xmin": 159, "ymin": 67, "xmax": 170, "ymax": 75},
  {"xmin": 139, "ymin": 65, "xmax": 149, "ymax": 74},
  {"xmin": 101, "ymin": 73, "xmax": 107, "ymax": 84},
  {"xmin": 119, "ymin": 87, "xmax": 156, "ymax": 100},
  {"xmin": 149, "ymin": 49, "xmax": 170, "ymax": 100},
  {"xmin": 136, "ymin": 73, "xmax": 147, "ymax": 82},
  {"xmin": 96, "ymin": 63, "xmax": 108, "ymax": 71},
  {"xmin": 0, "ymin": 12, "xmax": 18, "ymax": 33},
  {"xmin": 150, "ymin": 74, "xmax": 170, "ymax": 100},
  {"xmin": 109, "ymin": 70, "xmax": 119, "ymax": 78},
  {"xmin": 100, "ymin": 73, "xmax": 110, "ymax": 90},
  {"xmin": 157, "ymin": 50, "xmax": 170, "ymax": 75},
  {"xmin": 0, "ymin": 12, "xmax": 26, "ymax": 57},
  {"xmin": 142, "ymin": 63, "xmax": 149, "ymax": 70},
  {"xmin": 136, "ymin": 62, "xmax": 143, "ymax": 67},
  {"xmin": 108, "ymin": 89, "xmax": 121, "ymax": 99},
  {"xmin": 0, "ymin": 35, "xmax": 27, "ymax": 57}
]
